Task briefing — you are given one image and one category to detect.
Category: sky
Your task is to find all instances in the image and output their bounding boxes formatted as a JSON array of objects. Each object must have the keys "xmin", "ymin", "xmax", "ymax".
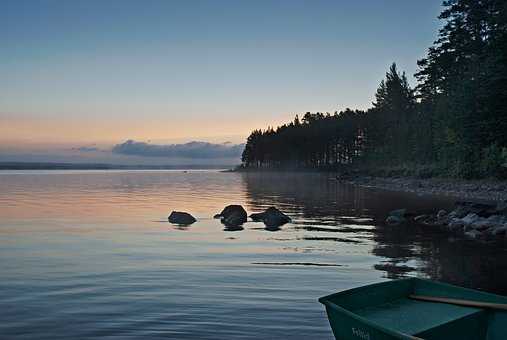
[{"xmin": 0, "ymin": 0, "xmax": 443, "ymax": 164}]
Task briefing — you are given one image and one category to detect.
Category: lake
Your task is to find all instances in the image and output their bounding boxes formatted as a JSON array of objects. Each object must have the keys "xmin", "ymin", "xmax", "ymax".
[{"xmin": 1, "ymin": 170, "xmax": 506, "ymax": 339}]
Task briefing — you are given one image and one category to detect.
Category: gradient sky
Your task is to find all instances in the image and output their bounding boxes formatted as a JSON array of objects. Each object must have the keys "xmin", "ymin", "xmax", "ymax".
[{"xmin": 1, "ymin": 0, "xmax": 443, "ymax": 154}]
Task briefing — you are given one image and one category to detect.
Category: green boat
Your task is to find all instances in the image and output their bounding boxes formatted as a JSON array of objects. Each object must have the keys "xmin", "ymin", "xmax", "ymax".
[{"xmin": 319, "ymin": 278, "xmax": 507, "ymax": 340}]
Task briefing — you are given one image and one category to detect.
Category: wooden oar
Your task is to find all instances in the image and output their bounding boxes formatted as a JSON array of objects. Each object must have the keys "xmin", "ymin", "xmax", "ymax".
[
  {"xmin": 409, "ymin": 294, "xmax": 507, "ymax": 311},
  {"xmin": 403, "ymin": 333, "xmax": 425, "ymax": 340}
]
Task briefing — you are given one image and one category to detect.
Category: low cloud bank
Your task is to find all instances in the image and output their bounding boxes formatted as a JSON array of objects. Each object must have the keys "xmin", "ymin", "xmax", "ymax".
[
  {"xmin": 112, "ymin": 140, "xmax": 245, "ymax": 159},
  {"xmin": 73, "ymin": 146, "xmax": 101, "ymax": 152}
]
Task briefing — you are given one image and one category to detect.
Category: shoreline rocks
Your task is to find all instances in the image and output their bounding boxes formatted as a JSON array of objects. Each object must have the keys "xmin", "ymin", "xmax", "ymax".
[
  {"xmin": 350, "ymin": 176, "xmax": 507, "ymax": 202},
  {"xmin": 409, "ymin": 200, "xmax": 507, "ymax": 241},
  {"xmin": 168, "ymin": 211, "xmax": 196, "ymax": 225}
]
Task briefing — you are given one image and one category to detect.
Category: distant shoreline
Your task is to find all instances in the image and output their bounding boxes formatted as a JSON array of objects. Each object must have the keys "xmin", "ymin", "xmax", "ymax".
[{"xmin": 0, "ymin": 162, "xmax": 236, "ymax": 171}]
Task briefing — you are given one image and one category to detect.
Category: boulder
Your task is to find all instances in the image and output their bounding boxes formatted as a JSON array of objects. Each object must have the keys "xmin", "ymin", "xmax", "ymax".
[
  {"xmin": 464, "ymin": 229, "xmax": 482, "ymax": 239},
  {"xmin": 452, "ymin": 201, "xmax": 497, "ymax": 218},
  {"xmin": 437, "ymin": 210, "xmax": 447, "ymax": 219},
  {"xmin": 447, "ymin": 218, "xmax": 465, "ymax": 231},
  {"xmin": 386, "ymin": 209, "xmax": 408, "ymax": 225},
  {"xmin": 493, "ymin": 201, "xmax": 507, "ymax": 215},
  {"xmin": 223, "ymin": 211, "xmax": 247, "ymax": 226},
  {"xmin": 249, "ymin": 207, "xmax": 291, "ymax": 227},
  {"xmin": 389, "ymin": 209, "xmax": 408, "ymax": 218},
  {"xmin": 414, "ymin": 214, "xmax": 430, "ymax": 223},
  {"xmin": 490, "ymin": 226, "xmax": 507, "ymax": 237},
  {"xmin": 462, "ymin": 213, "xmax": 480, "ymax": 226},
  {"xmin": 470, "ymin": 215, "xmax": 506, "ymax": 231},
  {"xmin": 470, "ymin": 218, "xmax": 491, "ymax": 231},
  {"xmin": 485, "ymin": 215, "xmax": 506, "ymax": 228},
  {"xmin": 215, "ymin": 205, "xmax": 247, "ymax": 226},
  {"xmin": 386, "ymin": 215, "xmax": 404, "ymax": 225},
  {"xmin": 168, "ymin": 211, "xmax": 196, "ymax": 225}
]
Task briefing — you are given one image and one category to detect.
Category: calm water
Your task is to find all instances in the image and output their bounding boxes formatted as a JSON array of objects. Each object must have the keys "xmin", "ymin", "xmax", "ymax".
[{"xmin": 1, "ymin": 170, "xmax": 507, "ymax": 339}]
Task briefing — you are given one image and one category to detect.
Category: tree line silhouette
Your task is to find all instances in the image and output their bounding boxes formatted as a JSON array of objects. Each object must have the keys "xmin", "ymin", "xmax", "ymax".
[{"xmin": 242, "ymin": 0, "xmax": 507, "ymax": 178}]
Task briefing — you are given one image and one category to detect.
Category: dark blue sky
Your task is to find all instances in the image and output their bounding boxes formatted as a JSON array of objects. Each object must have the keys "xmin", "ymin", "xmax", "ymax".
[{"xmin": 1, "ymin": 0, "xmax": 443, "ymax": 148}]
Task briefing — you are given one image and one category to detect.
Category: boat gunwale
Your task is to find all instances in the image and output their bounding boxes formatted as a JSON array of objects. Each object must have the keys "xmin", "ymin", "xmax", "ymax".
[
  {"xmin": 319, "ymin": 277, "xmax": 507, "ymax": 306},
  {"xmin": 318, "ymin": 278, "xmax": 507, "ymax": 339},
  {"xmin": 318, "ymin": 278, "xmax": 413, "ymax": 306}
]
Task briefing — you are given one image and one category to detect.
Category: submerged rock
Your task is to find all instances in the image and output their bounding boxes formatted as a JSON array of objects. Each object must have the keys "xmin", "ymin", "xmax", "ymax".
[
  {"xmin": 447, "ymin": 218, "xmax": 465, "ymax": 231},
  {"xmin": 389, "ymin": 209, "xmax": 408, "ymax": 218},
  {"xmin": 489, "ymin": 226, "xmax": 507, "ymax": 236},
  {"xmin": 494, "ymin": 201, "xmax": 507, "ymax": 215},
  {"xmin": 215, "ymin": 205, "xmax": 247, "ymax": 226},
  {"xmin": 386, "ymin": 209, "xmax": 409, "ymax": 225},
  {"xmin": 168, "ymin": 211, "xmax": 196, "ymax": 225},
  {"xmin": 386, "ymin": 215, "xmax": 404, "ymax": 225},
  {"xmin": 250, "ymin": 207, "xmax": 291, "ymax": 227},
  {"xmin": 414, "ymin": 214, "xmax": 430, "ymax": 223},
  {"xmin": 464, "ymin": 229, "xmax": 482, "ymax": 239},
  {"xmin": 462, "ymin": 213, "xmax": 480, "ymax": 226},
  {"xmin": 437, "ymin": 210, "xmax": 447, "ymax": 219}
]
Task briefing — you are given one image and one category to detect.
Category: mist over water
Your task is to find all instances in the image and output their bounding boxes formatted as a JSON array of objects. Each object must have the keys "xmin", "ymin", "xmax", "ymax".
[{"xmin": 0, "ymin": 170, "xmax": 506, "ymax": 339}]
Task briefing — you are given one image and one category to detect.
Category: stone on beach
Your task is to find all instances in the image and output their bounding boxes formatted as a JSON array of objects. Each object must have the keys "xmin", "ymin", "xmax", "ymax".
[
  {"xmin": 168, "ymin": 211, "xmax": 196, "ymax": 225},
  {"xmin": 249, "ymin": 207, "xmax": 291, "ymax": 227}
]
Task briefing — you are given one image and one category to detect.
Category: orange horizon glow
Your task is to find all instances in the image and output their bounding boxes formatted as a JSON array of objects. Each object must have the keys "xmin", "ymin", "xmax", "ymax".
[{"xmin": 0, "ymin": 112, "xmax": 298, "ymax": 147}]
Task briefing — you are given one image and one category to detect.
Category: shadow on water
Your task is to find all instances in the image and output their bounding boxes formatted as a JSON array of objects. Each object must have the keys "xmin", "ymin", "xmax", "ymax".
[
  {"xmin": 223, "ymin": 225, "xmax": 244, "ymax": 232},
  {"xmin": 240, "ymin": 172, "xmax": 507, "ymax": 294}
]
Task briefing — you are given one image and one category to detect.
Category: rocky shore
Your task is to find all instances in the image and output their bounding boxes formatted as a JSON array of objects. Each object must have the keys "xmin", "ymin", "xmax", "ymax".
[
  {"xmin": 348, "ymin": 176, "xmax": 507, "ymax": 241},
  {"xmin": 385, "ymin": 201, "xmax": 507, "ymax": 241},
  {"xmin": 348, "ymin": 176, "xmax": 507, "ymax": 202}
]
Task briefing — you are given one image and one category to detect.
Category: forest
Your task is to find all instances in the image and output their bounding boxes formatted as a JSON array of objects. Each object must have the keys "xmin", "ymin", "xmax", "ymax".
[{"xmin": 241, "ymin": 0, "xmax": 507, "ymax": 179}]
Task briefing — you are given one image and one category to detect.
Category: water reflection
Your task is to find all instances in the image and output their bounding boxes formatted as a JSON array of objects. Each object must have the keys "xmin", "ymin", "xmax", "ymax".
[
  {"xmin": 241, "ymin": 172, "xmax": 507, "ymax": 294},
  {"xmin": 223, "ymin": 225, "xmax": 244, "ymax": 232},
  {"xmin": 1, "ymin": 170, "xmax": 507, "ymax": 340}
]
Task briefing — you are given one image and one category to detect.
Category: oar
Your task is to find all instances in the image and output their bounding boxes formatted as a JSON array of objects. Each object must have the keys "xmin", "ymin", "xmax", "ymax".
[
  {"xmin": 403, "ymin": 333, "xmax": 425, "ymax": 340},
  {"xmin": 409, "ymin": 294, "xmax": 507, "ymax": 311}
]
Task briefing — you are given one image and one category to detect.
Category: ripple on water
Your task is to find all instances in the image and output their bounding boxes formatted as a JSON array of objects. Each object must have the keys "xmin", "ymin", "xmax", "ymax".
[{"xmin": 0, "ymin": 170, "xmax": 506, "ymax": 339}]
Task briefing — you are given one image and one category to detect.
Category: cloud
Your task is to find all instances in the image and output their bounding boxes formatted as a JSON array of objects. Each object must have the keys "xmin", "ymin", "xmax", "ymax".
[
  {"xmin": 112, "ymin": 140, "xmax": 244, "ymax": 159},
  {"xmin": 72, "ymin": 146, "xmax": 101, "ymax": 152}
]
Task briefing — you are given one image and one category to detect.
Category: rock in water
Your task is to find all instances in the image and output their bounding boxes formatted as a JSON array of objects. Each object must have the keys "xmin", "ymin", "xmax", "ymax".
[
  {"xmin": 215, "ymin": 205, "xmax": 247, "ymax": 226},
  {"xmin": 437, "ymin": 210, "xmax": 447, "ymax": 219},
  {"xmin": 386, "ymin": 215, "xmax": 404, "ymax": 225},
  {"xmin": 386, "ymin": 209, "xmax": 408, "ymax": 225},
  {"xmin": 414, "ymin": 214, "xmax": 430, "ymax": 223},
  {"xmin": 389, "ymin": 209, "xmax": 407, "ymax": 218},
  {"xmin": 452, "ymin": 201, "xmax": 496, "ymax": 218},
  {"xmin": 494, "ymin": 201, "xmax": 507, "ymax": 216},
  {"xmin": 464, "ymin": 229, "xmax": 482, "ymax": 239},
  {"xmin": 250, "ymin": 207, "xmax": 291, "ymax": 227},
  {"xmin": 168, "ymin": 211, "xmax": 196, "ymax": 225}
]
